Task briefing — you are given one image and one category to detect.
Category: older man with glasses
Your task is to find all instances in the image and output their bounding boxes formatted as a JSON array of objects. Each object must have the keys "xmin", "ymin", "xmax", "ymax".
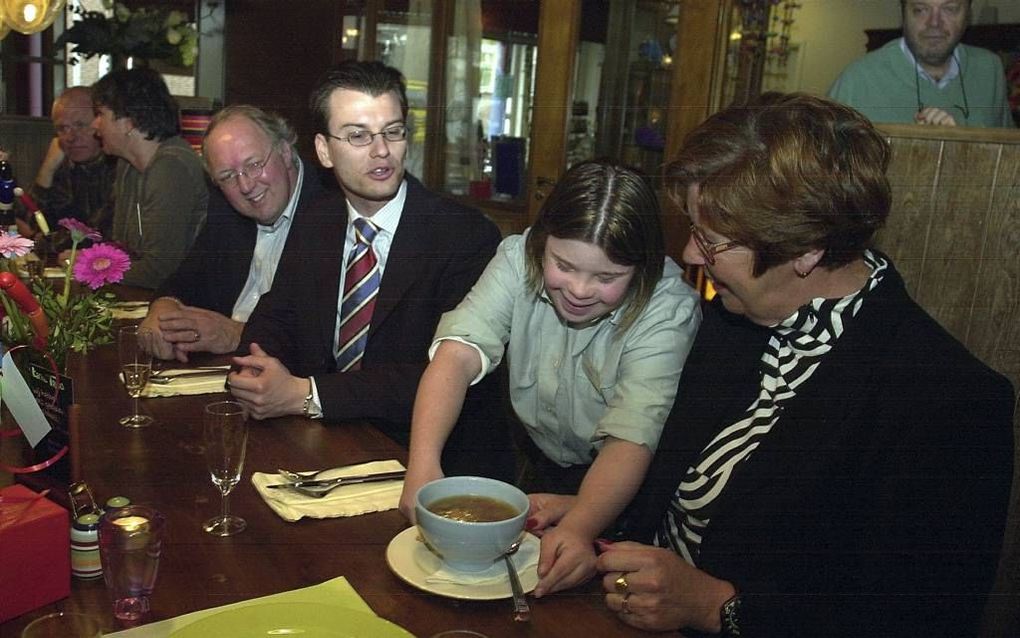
[
  {"xmin": 140, "ymin": 105, "xmax": 324, "ymax": 361},
  {"xmin": 828, "ymin": 0, "xmax": 1014, "ymax": 127}
]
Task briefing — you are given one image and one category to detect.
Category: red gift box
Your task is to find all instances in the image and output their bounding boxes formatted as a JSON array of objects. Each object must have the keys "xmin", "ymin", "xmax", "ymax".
[{"xmin": 0, "ymin": 484, "xmax": 70, "ymax": 622}]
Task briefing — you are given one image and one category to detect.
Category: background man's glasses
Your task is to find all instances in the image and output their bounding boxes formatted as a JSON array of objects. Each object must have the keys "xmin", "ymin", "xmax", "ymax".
[
  {"xmin": 216, "ymin": 146, "xmax": 275, "ymax": 187},
  {"xmin": 914, "ymin": 53, "xmax": 970, "ymax": 120},
  {"xmin": 324, "ymin": 125, "xmax": 407, "ymax": 147},
  {"xmin": 55, "ymin": 122, "xmax": 92, "ymax": 136}
]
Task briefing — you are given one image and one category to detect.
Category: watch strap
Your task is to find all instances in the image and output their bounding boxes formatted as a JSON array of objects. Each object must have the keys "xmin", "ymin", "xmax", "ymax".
[{"xmin": 720, "ymin": 592, "xmax": 741, "ymax": 637}]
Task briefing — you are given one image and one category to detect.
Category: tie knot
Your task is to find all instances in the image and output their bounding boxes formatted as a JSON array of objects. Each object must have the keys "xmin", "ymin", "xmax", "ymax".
[{"xmin": 353, "ymin": 218, "xmax": 378, "ymax": 245}]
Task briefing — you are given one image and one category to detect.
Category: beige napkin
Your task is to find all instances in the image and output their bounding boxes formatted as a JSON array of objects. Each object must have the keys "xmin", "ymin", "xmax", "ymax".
[
  {"xmin": 252, "ymin": 459, "xmax": 405, "ymax": 522},
  {"xmin": 422, "ymin": 532, "xmax": 540, "ymax": 585},
  {"xmin": 119, "ymin": 369, "xmax": 228, "ymax": 398},
  {"xmin": 111, "ymin": 301, "xmax": 150, "ymax": 320}
]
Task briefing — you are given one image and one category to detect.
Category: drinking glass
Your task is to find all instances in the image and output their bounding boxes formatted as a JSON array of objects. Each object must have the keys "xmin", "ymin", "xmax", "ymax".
[
  {"xmin": 203, "ymin": 400, "xmax": 249, "ymax": 536},
  {"xmin": 98, "ymin": 505, "xmax": 166, "ymax": 623},
  {"xmin": 21, "ymin": 612, "xmax": 103, "ymax": 637},
  {"xmin": 118, "ymin": 326, "xmax": 154, "ymax": 428}
]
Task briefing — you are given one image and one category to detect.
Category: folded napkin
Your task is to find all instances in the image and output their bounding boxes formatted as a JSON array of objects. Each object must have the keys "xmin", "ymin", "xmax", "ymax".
[
  {"xmin": 111, "ymin": 301, "xmax": 150, "ymax": 320},
  {"xmin": 252, "ymin": 459, "xmax": 405, "ymax": 522},
  {"xmin": 422, "ymin": 532, "xmax": 540, "ymax": 585},
  {"xmin": 105, "ymin": 576, "xmax": 373, "ymax": 638},
  {"xmin": 119, "ymin": 369, "xmax": 229, "ymax": 398}
]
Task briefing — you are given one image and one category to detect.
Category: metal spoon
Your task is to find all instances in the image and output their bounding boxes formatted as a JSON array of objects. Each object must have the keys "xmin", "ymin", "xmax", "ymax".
[{"xmin": 502, "ymin": 539, "xmax": 530, "ymax": 622}]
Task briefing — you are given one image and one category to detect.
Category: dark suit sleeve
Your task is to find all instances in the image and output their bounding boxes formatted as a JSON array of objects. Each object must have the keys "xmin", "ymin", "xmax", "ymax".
[
  {"xmin": 156, "ymin": 189, "xmax": 251, "ymax": 316},
  {"xmin": 316, "ymin": 209, "xmax": 501, "ymax": 428}
]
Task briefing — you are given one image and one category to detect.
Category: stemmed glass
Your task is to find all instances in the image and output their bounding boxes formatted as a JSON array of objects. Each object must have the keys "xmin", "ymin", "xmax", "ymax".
[
  {"xmin": 202, "ymin": 400, "xmax": 249, "ymax": 536},
  {"xmin": 118, "ymin": 326, "xmax": 154, "ymax": 428}
]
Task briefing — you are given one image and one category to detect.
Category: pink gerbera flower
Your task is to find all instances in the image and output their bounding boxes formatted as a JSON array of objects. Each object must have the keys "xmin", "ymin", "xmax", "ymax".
[
  {"xmin": 0, "ymin": 232, "xmax": 35, "ymax": 258},
  {"xmin": 72, "ymin": 243, "xmax": 131, "ymax": 290},
  {"xmin": 59, "ymin": 218, "xmax": 102, "ymax": 243}
]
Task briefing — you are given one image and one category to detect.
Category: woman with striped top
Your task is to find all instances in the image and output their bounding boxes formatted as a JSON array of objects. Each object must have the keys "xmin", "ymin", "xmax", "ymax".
[{"xmin": 542, "ymin": 93, "xmax": 1014, "ymax": 636}]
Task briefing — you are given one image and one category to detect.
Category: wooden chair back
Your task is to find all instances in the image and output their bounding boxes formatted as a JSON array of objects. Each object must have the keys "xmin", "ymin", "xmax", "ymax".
[{"xmin": 873, "ymin": 123, "xmax": 1020, "ymax": 637}]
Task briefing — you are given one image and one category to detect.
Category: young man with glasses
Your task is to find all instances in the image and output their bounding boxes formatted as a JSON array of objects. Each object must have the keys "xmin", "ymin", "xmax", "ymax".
[
  {"xmin": 140, "ymin": 106, "xmax": 324, "ymax": 360},
  {"xmin": 228, "ymin": 60, "xmax": 514, "ymax": 481},
  {"xmin": 27, "ymin": 86, "xmax": 117, "ymax": 237},
  {"xmin": 828, "ymin": 0, "xmax": 1014, "ymax": 127}
]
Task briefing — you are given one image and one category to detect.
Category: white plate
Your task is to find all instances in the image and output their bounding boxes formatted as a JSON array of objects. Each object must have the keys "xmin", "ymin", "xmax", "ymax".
[{"xmin": 385, "ymin": 526, "xmax": 539, "ymax": 601}]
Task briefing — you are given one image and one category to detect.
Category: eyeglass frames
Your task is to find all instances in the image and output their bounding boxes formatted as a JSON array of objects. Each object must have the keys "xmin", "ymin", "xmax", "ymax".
[
  {"xmin": 324, "ymin": 124, "xmax": 408, "ymax": 147},
  {"xmin": 914, "ymin": 51, "xmax": 970, "ymax": 121},
  {"xmin": 55, "ymin": 122, "xmax": 92, "ymax": 136},
  {"xmin": 216, "ymin": 146, "xmax": 275, "ymax": 188},
  {"xmin": 689, "ymin": 223, "xmax": 742, "ymax": 265}
]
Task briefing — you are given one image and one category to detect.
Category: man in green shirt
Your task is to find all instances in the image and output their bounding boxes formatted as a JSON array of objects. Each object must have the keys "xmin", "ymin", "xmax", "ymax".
[{"xmin": 828, "ymin": 0, "xmax": 1014, "ymax": 128}]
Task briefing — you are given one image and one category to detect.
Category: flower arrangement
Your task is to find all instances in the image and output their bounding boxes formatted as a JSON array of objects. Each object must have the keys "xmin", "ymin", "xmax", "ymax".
[
  {"xmin": 0, "ymin": 219, "xmax": 132, "ymax": 370},
  {"xmin": 56, "ymin": 1, "xmax": 199, "ymax": 68}
]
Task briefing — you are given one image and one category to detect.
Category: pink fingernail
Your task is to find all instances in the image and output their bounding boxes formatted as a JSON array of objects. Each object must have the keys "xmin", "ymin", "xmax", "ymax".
[
  {"xmin": 594, "ymin": 538, "xmax": 614, "ymax": 553},
  {"xmin": 525, "ymin": 517, "xmax": 538, "ymax": 530}
]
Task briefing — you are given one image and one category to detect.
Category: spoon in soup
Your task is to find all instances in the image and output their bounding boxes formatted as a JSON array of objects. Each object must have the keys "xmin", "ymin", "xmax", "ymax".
[{"xmin": 501, "ymin": 539, "xmax": 530, "ymax": 622}]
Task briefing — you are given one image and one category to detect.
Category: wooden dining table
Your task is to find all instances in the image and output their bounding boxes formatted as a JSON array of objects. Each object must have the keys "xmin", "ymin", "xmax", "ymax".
[{"xmin": 0, "ymin": 311, "xmax": 651, "ymax": 637}]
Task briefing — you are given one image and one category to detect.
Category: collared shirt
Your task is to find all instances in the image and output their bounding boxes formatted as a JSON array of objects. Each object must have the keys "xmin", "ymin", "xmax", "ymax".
[
  {"xmin": 430, "ymin": 231, "xmax": 701, "ymax": 466},
  {"xmin": 899, "ymin": 37, "xmax": 960, "ymax": 89},
  {"xmin": 231, "ymin": 159, "xmax": 305, "ymax": 322},
  {"xmin": 29, "ymin": 153, "xmax": 116, "ymax": 236}
]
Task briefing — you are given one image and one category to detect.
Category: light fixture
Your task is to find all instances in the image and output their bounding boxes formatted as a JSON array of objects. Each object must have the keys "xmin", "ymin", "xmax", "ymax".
[{"xmin": 2, "ymin": 0, "xmax": 66, "ymax": 35}]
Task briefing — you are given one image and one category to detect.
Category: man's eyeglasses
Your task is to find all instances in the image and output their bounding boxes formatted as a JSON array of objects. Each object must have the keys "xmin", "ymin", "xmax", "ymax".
[
  {"xmin": 55, "ymin": 122, "xmax": 91, "ymax": 136},
  {"xmin": 914, "ymin": 52, "xmax": 970, "ymax": 120},
  {"xmin": 689, "ymin": 223, "xmax": 742, "ymax": 265},
  {"xmin": 324, "ymin": 124, "xmax": 407, "ymax": 147},
  {"xmin": 216, "ymin": 146, "xmax": 275, "ymax": 187}
]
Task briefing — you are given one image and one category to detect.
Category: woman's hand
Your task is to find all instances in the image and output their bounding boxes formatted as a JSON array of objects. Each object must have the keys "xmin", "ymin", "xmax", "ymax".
[
  {"xmin": 526, "ymin": 493, "xmax": 576, "ymax": 535},
  {"xmin": 596, "ymin": 541, "xmax": 735, "ymax": 633},
  {"xmin": 532, "ymin": 522, "xmax": 598, "ymax": 597}
]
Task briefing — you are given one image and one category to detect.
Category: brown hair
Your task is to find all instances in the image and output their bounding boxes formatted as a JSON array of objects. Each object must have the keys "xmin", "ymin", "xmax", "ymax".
[
  {"xmin": 524, "ymin": 160, "xmax": 665, "ymax": 331},
  {"xmin": 308, "ymin": 60, "xmax": 408, "ymax": 135},
  {"xmin": 667, "ymin": 92, "xmax": 891, "ymax": 276}
]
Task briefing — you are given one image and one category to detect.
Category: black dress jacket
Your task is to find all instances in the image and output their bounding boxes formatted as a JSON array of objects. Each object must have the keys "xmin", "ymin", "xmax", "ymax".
[
  {"xmin": 156, "ymin": 167, "xmax": 326, "ymax": 315},
  {"xmin": 622, "ymin": 258, "xmax": 1015, "ymax": 637},
  {"xmin": 240, "ymin": 174, "xmax": 514, "ymax": 481}
]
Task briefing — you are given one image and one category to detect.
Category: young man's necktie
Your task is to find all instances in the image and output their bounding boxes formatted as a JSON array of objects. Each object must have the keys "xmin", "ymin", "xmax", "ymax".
[{"xmin": 336, "ymin": 218, "xmax": 380, "ymax": 371}]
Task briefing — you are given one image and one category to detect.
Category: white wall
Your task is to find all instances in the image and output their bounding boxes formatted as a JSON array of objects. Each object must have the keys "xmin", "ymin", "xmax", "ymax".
[{"xmin": 789, "ymin": 0, "xmax": 1020, "ymax": 96}]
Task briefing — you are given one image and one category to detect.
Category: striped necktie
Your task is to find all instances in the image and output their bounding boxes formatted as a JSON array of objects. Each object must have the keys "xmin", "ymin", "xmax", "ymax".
[{"xmin": 336, "ymin": 218, "xmax": 380, "ymax": 371}]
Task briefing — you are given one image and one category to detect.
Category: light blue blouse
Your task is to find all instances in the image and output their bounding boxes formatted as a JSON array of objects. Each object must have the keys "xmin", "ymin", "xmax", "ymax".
[{"xmin": 432, "ymin": 232, "xmax": 701, "ymax": 466}]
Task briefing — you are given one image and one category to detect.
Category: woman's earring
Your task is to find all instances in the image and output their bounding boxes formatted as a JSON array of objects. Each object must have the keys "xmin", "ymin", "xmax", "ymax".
[{"xmin": 795, "ymin": 268, "xmax": 809, "ymax": 279}]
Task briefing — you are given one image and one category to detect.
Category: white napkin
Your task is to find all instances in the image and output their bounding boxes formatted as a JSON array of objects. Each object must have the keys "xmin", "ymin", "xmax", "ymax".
[
  {"xmin": 422, "ymin": 532, "xmax": 540, "ymax": 585},
  {"xmin": 252, "ymin": 460, "xmax": 405, "ymax": 522},
  {"xmin": 111, "ymin": 301, "xmax": 150, "ymax": 320}
]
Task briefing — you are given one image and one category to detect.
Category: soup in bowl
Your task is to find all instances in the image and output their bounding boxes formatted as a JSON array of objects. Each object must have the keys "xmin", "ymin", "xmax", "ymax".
[{"xmin": 415, "ymin": 476, "xmax": 529, "ymax": 572}]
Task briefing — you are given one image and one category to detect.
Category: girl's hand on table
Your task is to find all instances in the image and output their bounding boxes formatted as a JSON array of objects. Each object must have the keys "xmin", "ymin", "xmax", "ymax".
[{"xmin": 532, "ymin": 522, "xmax": 598, "ymax": 598}]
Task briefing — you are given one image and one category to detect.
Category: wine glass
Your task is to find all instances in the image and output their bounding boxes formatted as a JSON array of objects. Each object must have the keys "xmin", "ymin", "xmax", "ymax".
[
  {"xmin": 118, "ymin": 326, "xmax": 154, "ymax": 428},
  {"xmin": 202, "ymin": 400, "xmax": 249, "ymax": 536}
]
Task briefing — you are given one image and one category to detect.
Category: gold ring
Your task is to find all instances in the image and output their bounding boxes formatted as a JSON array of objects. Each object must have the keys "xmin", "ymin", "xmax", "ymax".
[
  {"xmin": 621, "ymin": 592, "xmax": 632, "ymax": 614},
  {"xmin": 614, "ymin": 573, "xmax": 629, "ymax": 595}
]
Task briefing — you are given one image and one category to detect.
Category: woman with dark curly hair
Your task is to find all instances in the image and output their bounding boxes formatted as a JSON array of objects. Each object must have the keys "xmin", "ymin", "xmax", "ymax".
[{"xmin": 92, "ymin": 67, "xmax": 208, "ymax": 288}]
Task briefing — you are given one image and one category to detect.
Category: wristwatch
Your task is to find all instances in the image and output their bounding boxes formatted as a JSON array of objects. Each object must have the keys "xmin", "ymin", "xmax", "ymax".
[
  {"xmin": 720, "ymin": 593, "xmax": 741, "ymax": 637},
  {"xmin": 302, "ymin": 379, "xmax": 322, "ymax": 419}
]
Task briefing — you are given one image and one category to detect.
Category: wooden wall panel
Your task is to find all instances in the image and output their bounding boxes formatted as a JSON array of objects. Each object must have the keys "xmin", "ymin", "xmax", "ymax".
[{"xmin": 875, "ymin": 125, "xmax": 1020, "ymax": 637}]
